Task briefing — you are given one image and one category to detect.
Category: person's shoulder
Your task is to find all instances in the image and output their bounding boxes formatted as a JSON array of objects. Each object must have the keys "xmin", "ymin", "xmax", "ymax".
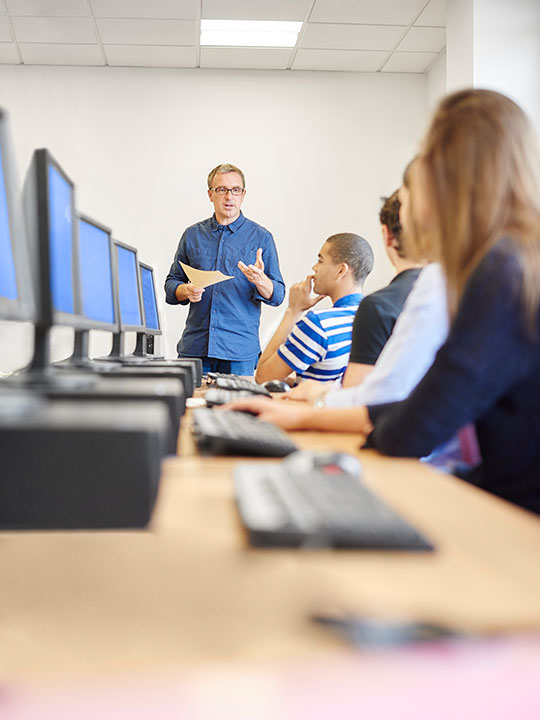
[
  {"xmin": 183, "ymin": 217, "xmax": 213, "ymax": 234},
  {"xmin": 242, "ymin": 215, "xmax": 273, "ymax": 239}
]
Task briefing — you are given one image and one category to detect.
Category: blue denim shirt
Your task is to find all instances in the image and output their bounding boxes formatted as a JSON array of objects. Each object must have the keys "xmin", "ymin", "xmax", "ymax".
[{"xmin": 164, "ymin": 212, "xmax": 285, "ymax": 360}]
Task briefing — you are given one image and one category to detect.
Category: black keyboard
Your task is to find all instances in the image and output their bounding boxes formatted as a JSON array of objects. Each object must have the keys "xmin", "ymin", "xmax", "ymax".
[
  {"xmin": 234, "ymin": 451, "xmax": 434, "ymax": 550},
  {"xmin": 215, "ymin": 377, "xmax": 271, "ymax": 396},
  {"xmin": 206, "ymin": 388, "xmax": 272, "ymax": 407},
  {"xmin": 192, "ymin": 408, "xmax": 297, "ymax": 457}
]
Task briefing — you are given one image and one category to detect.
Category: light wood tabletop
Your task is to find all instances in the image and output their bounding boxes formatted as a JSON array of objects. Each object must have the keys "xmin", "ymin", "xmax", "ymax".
[{"xmin": 2, "ymin": 403, "xmax": 540, "ymax": 681}]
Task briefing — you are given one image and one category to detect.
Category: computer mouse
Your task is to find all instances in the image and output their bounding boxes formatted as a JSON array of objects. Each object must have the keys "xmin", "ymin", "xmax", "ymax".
[
  {"xmin": 283, "ymin": 451, "xmax": 361, "ymax": 477},
  {"xmin": 262, "ymin": 379, "xmax": 291, "ymax": 393}
]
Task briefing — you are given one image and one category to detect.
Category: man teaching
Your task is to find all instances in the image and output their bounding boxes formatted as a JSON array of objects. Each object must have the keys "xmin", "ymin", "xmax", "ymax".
[{"xmin": 164, "ymin": 163, "xmax": 285, "ymax": 375}]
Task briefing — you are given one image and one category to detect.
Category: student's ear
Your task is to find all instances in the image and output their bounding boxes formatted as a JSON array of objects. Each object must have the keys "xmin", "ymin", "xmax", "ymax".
[
  {"xmin": 381, "ymin": 225, "xmax": 393, "ymax": 247},
  {"xmin": 337, "ymin": 262, "xmax": 350, "ymax": 279}
]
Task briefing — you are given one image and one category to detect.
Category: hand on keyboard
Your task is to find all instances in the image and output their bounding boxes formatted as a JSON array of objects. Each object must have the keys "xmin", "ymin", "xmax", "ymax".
[{"xmin": 222, "ymin": 396, "xmax": 313, "ymax": 431}]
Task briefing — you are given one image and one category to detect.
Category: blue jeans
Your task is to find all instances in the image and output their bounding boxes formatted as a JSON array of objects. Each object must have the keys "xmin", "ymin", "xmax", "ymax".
[{"xmin": 180, "ymin": 355, "xmax": 258, "ymax": 377}]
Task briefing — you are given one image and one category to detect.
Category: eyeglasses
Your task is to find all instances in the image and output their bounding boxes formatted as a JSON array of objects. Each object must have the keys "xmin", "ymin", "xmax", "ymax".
[{"xmin": 210, "ymin": 186, "xmax": 245, "ymax": 196}]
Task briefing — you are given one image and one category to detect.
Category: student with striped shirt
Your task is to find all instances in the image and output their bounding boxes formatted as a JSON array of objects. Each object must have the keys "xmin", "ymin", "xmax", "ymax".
[{"xmin": 255, "ymin": 233, "xmax": 374, "ymax": 385}]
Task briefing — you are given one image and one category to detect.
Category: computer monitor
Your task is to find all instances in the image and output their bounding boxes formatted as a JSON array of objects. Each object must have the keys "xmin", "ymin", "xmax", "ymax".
[
  {"xmin": 0, "ymin": 108, "xmax": 34, "ymax": 323},
  {"xmin": 24, "ymin": 148, "xmax": 91, "ymax": 332},
  {"xmin": 115, "ymin": 240, "xmax": 145, "ymax": 333},
  {"xmin": 139, "ymin": 262, "xmax": 161, "ymax": 336},
  {"xmin": 58, "ymin": 214, "xmax": 120, "ymax": 368},
  {"xmin": 78, "ymin": 215, "xmax": 118, "ymax": 332},
  {"xmin": 21, "ymin": 148, "xmax": 96, "ymax": 381}
]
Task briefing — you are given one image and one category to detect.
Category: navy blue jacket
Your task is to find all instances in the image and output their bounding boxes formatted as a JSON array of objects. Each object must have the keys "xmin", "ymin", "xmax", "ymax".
[{"xmin": 367, "ymin": 238, "xmax": 540, "ymax": 514}]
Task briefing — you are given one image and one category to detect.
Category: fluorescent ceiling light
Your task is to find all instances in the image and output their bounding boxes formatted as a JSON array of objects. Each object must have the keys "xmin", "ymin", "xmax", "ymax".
[{"xmin": 201, "ymin": 20, "xmax": 303, "ymax": 48}]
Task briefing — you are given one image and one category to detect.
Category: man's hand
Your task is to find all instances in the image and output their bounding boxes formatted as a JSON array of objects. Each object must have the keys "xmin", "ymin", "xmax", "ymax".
[
  {"xmin": 288, "ymin": 275, "xmax": 326, "ymax": 315},
  {"xmin": 176, "ymin": 283, "xmax": 205, "ymax": 303},
  {"xmin": 238, "ymin": 248, "xmax": 273, "ymax": 299}
]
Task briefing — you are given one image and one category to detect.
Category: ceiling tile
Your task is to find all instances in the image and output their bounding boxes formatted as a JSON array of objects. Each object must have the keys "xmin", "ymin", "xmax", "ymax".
[
  {"xmin": 202, "ymin": 0, "xmax": 310, "ymax": 22},
  {"xmin": 0, "ymin": 17, "xmax": 11, "ymax": 41},
  {"xmin": 415, "ymin": 0, "xmax": 446, "ymax": 26},
  {"xmin": 301, "ymin": 23, "xmax": 404, "ymax": 51},
  {"xmin": 200, "ymin": 47, "xmax": 291, "ymax": 69},
  {"xmin": 0, "ymin": 44, "xmax": 20, "ymax": 63},
  {"xmin": 90, "ymin": 0, "xmax": 199, "ymax": 20},
  {"xmin": 11, "ymin": 16, "xmax": 96, "ymax": 42},
  {"xmin": 382, "ymin": 50, "xmax": 437, "ymax": 72},
  {"xmin": 6, "ymin": 0, "xmax": 88, "ymax": 16},
  {"xmin": 396, "ymin": 26, "xmax": 445, "ymax": 52},
  {"xmin": 19, "ymin": 42, "xmax": 104, "ymax": 65},
  {"xmin": 96, "ymin": 18, "xmax": 197, "ymax": 45},
  {"xmin": 310, "ymin": 0, "xmax": 426, "ymax": 26},
  {"xmin": 105, "ymin": 44, "xmax": 196, "ymax": 67},
  {"xmin": 292, "ymin": 48, "xmax": 387, "ymax": 72}
]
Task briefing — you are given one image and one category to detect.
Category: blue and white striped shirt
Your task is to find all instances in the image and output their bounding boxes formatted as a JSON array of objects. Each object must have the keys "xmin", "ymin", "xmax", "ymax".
[{"xmin": 277, "ymin": 293, "xmax": 363, "ymax": 382}]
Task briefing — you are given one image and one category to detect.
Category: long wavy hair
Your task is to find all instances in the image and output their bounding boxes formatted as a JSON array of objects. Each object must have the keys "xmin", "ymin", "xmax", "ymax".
[{"xmin": 411, "ymin": 89, "xmax": 540, "ymax": 331}]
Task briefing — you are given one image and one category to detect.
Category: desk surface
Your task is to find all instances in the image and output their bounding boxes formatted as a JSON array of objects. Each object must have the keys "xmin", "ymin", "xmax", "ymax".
[{"xmin": 2, "ymin": 403, "xmax": 540, "ymax": 682}]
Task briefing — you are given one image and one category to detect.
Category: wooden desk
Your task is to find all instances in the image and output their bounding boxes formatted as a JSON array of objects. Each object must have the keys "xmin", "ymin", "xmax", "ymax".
[{"xmin": 2, "ymin": 407, "xmax": 540, "ymax": 682}]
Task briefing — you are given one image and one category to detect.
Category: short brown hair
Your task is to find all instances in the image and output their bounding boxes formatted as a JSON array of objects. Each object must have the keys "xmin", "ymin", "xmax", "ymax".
[
  {"xmin": 325, "ymin": 233, "xmax": 374, "ymax": 284},
  {"xmin": 207, "ymin": 163, "xmax": 245, "ymax": 189},
  {"xmin": 379, "ymin": 190, "xmax": 404, "ymax": 256}
]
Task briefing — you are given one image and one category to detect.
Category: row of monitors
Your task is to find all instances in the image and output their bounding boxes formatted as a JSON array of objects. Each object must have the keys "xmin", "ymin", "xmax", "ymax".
[{"xmin": 0, "ymin": 107, "xmax": 161, "ymax": 338}]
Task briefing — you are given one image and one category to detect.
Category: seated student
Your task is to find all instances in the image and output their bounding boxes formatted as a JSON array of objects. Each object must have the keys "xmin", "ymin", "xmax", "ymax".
[
  {"xmin": 289, "ymin": 184, "xmax": 431, "ymax": 405},
  {"xmin": 341, "ymin": 189, "xmax": 424, "ymax": 388},
  {"xmin": 254, "ymin": 233, "xmax": 374, "ymax": 384},
  {"xmin": 229, "ymin": 89, "xmax": 540, "ymax": 515}
]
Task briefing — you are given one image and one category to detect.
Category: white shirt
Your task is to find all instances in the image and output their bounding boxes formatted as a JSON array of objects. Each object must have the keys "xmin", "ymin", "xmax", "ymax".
[{"xmin": 324, "ymin": 263, "xmax": 448, "ymax": 408}]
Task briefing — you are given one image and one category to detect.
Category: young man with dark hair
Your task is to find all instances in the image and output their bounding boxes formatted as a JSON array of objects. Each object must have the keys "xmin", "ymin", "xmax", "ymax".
[{"xmin": 254, "ymin": 233, "xmax": 374, "ymax": 384}]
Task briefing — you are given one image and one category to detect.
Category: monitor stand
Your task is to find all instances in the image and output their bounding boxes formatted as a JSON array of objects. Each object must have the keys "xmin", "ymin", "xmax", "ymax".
[
  {"xmin": 5, "ymin": 326, "xmax": 96, "ymax": 390},
  {"xmin": 54, "ymin": 329, "xmax": 119, "ymax": 373}
]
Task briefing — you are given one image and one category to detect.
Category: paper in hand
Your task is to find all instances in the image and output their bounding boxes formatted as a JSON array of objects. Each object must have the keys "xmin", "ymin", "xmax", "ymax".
[{"xmin": 179, "ymin": 261, "xmax": 234, "ymax": 289}]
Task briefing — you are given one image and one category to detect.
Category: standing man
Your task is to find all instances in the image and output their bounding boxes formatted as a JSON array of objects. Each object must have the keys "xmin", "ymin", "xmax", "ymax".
[{"xmin": 164, "ymin": 163, "xmax": 285, "ymax": 375}]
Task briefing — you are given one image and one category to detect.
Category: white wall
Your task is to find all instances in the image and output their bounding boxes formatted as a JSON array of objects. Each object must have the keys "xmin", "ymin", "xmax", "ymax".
[
  {"xmin": 0, "ymin": 66, "xmax": 428, "ymax": 372},
  {"xmin": 427, "ymin": 49, "xmax": 447, "ymax": 111},
  {"xmin": 473, "ymin": 0, "xmax": 540, "ymax": 137}
]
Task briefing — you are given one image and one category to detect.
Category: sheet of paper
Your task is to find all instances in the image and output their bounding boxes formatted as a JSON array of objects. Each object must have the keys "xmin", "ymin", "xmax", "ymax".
[{"xmin": 179, "ymin": 261, "xmax": 234, "ymax": 289}]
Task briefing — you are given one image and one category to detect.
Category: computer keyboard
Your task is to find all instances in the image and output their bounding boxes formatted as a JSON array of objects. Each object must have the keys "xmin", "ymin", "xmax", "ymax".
[
  {"xmin": 215, "ymin": 377, "xmax": 271, "ymax": 396},
  {"xmin": 205, "ymin": 387, "xmax": 272, "ymax": 407},
  {"xmin": 234, "ymin": 451, "xmax": 434, "ymax": 550},
  {"xmin": 192, "ymin": 408, "xmax": 297, "ymax": 457}
]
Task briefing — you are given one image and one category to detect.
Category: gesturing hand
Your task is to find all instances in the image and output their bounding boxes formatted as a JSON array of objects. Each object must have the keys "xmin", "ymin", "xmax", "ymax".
[
  {"xmin": 238, "ymin": 248, "xmax": 274, "ymax": 299},
  {"xmin": 288, "ymin": 275, "xmax": 326, "ymax": 315}
]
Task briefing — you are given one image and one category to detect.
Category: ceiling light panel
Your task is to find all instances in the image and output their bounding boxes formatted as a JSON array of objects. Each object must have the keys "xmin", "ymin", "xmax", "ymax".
[{"xmin": 201, "ymin": 20, "xmax": 302, "ymax": 47}]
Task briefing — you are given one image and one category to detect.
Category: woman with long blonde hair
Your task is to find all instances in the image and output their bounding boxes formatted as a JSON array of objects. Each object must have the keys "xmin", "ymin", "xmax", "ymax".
[{"xmin": 229, "ymin": 89, "xmax": 540, "ymax": 514}]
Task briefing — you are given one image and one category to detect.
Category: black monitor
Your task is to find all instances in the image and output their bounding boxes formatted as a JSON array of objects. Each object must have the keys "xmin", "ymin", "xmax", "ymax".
[
  {"xmin": 103, "ymin": 239, "xmax": 145, "ymax": 360},
  {"xmin": 139, "ymin": 262, "xmax": 161, "ymax": 336},
  {"xmin": 60, "ymin": 214, "xmax": 120, "ymax": 368},
  {"xmin": 0, "ymin": 108, "xmax": 34, "ymax": 324},
  {"xmin": 135, "ymin": 261, "xmax": 162, "ymax": 357},
  {"xmin": 20, "ymin": 148, "xmax": 95, "ymax": 384}
]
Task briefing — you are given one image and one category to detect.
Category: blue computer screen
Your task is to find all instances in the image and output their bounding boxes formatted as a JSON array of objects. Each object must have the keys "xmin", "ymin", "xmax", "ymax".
[
  {"xmin": 78, "ymin": 218, "xmax": 115, "ymax": 325},
  {"xmin": 48, "ymin": 164, "xmax": 74, "ymax": 314},
  {"xmin": 117, "ymin": 245, "xmax": 142, "ymax": 327},
  {"xmin": 0, "ymin": 151, "xmax": 18, "ymax": 301},
  {"xmin": 140, "ymin": 266, "xmax": 160, "ymax": 331}
]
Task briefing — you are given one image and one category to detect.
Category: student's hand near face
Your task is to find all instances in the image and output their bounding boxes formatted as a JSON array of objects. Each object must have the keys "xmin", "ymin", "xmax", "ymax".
[
  {"xmin": 238, "ymin": 248, "xmax": 273, "ymax": 299},
  {"xmin": 288, "ymin": 275, "xmax": 326, "ymax": 315}
]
